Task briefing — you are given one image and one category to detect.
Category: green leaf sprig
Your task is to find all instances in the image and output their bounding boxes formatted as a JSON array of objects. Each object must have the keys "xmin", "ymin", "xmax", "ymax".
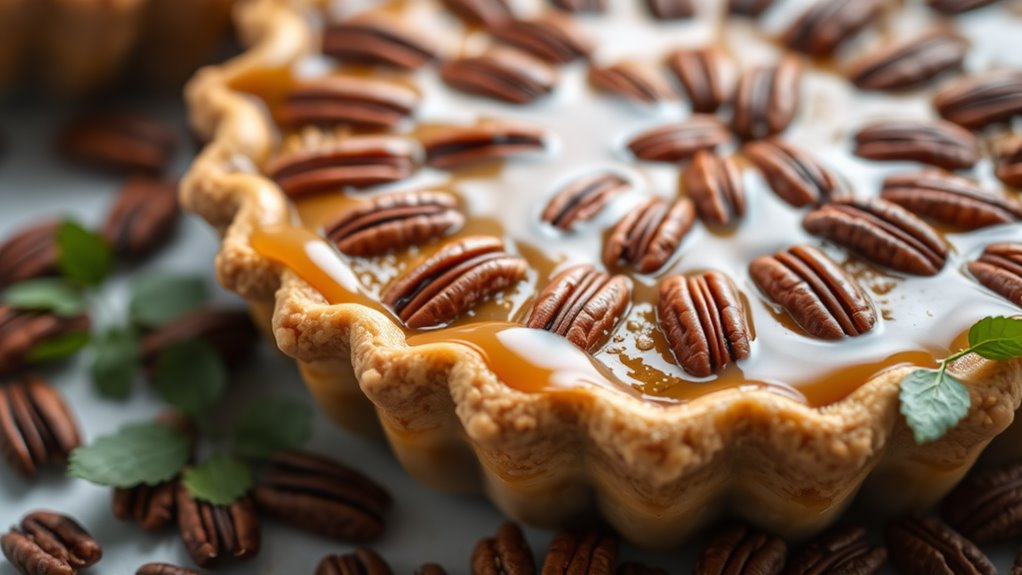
[{"xmin": 68, "ymin": 421, "xmax": 192, "ymax": 487}]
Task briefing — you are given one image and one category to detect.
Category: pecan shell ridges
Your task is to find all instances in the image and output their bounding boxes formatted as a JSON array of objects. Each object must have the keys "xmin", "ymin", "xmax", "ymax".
[
  {"xmin": 266, "ymin": 135, "xmax": 417, "ymax": 198},
  {"xmin": 694, "ymin": 524, "xmax": 787, "ymax": 575},
  {"xmin": 847, "ymin": 31, "xmax": 967, "ymax": 91},
  {"xmin": 881, "ymin": 171, "xmax": 1022, "ymax": 230},
  {"xmin": 732, "ymin": 57, "xmax": 803, "ymax": 140},
  {"xmin": 627, "ymin": 115, "xmax": 731, "ymax": 163},
  {"xmin": 667, "ymin": 47, "xmax": 731, "ymax": 114},
  {"xmin": 603, "ymin": 197, "xmax": 696, "ymax": 274},
  {"xmin": 322, "ymin": 17, "xmax": 436, "ymax": 70},
  {"xmin": 968, "ymin": 242, "xmax": 1022, "ymax": 307},
  {"xmin": 934, "ymin": 71, "xmax": 1022, "ymax": 130},
  {"xmin": 439, "ymin": 0, "xmax": 513, "ymax": 27},
  {"xmin": 782, "ymin": 0, "xmax": 883, "ymax": 57},
  {"xmin": 316, "ymin": 548, "xmax": 393, "ymax": 575},
  {"xmin": 852, "ymin": 120, "xmax": 980, "ymax": 170},
  {"xmin": 526, "ymin": 264, "xmax": 632, "ymax": 353},
  {"xmin": 588, "ymin": 63, "xmax": 671, "ymax": 104},
  {"xmin": 744, "ymin": 139, "xmax": 838, "ymax": 207},
  {"xmin": 0, "ymin": 219, "xmax": 60, "ymax": 287},
  {"xmin": 995, "ymin": 136, "xmax": 1022, "ymax": 187},
  {"xmin": 176, "ymin": 485, "xmax": 261, "ymax": 566},
  {"xmin": 683, "ymin": 150, "xmax": 745, "ymax": 225},
  {"xmin": 541, "ymin": 529, "xmax": 619, "ymax": 575},
  {"xmin": 278, "ymin": 76, "xmax": 419, "ymax": 129},
  {"xmin": 471, "ymin": 522, "xmax": 535, "ymax": 575},
  {"xmin": 440, "ymin": 49, "xmax": 557, "ymax": 105},
  {"xmin": 942, "ymin": 461, "xmax": 1022, "ymax": 544},
  {"xmin": 885, "ymin": 516, "xmax": 996, "ymax": 575},
  {"xmin": 541, "ymin": 172, "xmax": 631, "ymax": 230},
  {"xmin": 0, "ymin": 377, "xmax": 81, "ymax": 477},
  {"xmin": 325, "ymin": 191, "xmax": 464, "ymax": 257},
  {"xmin": 422, "ymin": 122, "xmax": 546, "ymax": 170},
  {"xmin": 785, "ymin": 526, "xmax": 887, "ymax": 575},
  {"xmin": 489, "ymin": 16, "xmax": 592, "ymax": 64}
]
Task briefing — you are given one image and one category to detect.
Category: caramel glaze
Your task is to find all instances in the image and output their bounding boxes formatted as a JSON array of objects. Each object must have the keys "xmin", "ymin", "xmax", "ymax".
[{"xmin": 244, "ymin": 0, "xmax": 1022, "ymax": 407}]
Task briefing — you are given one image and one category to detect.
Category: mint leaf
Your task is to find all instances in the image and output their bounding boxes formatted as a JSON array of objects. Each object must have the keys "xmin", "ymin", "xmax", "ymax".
[
  {"xmin": 56, "ymin": 220, "xmax": 113, "ymax": 287},
  {"xmin": 899, "ymin": 368, "xmax": 971, "ymax": 444},
  {"xmin": 154, "ymin": 340, "xmax": 227, "ymax": 417},
  {"xmin": 967, "ymin": 316, "xmax": 1022, "ymax": 361},
  {"xmin": 183, "ymin": 455, "xmax": 253, "ymax": 505},
  {"xmin": 233, "ymin": 398, "xmax": 313, "ymax": 459},
  {"xmin": 68, "ymin": 421, "xmax": 190, "ymax": 487},
  {"xmin": 28, "ymin": 331, "xmax": 90, "ymax": 363},
  {"xmin": 129, "ymin": 275, "xmax": 207, "ymax": 328},
  {"xmin": 3, "ymin": 279, "xmax": 86, "ymax": 317},
  {"xmin": 91, "ymin": 328, "xmax": 140, "ymax": 399}
]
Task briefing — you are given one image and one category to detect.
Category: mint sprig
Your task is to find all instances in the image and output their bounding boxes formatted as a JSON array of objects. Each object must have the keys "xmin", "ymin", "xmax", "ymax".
[
  {"xmin": 154, "ymin": 340, "xmax": 228, "ymax": 417},
  {"xmin": 129, "ymin": 275, "xmax": 207, "ymax": 329},
  {"xmin": 90, "ymin": 328, "xmax": 140, "ymax": 399},
  {"xmin": 182, "ymin": 455, "xmax": 253, "ymax": 505},
  {"xmin": 3, "ymin": 278, "xmax": 86, "ymax": 317},
  {"xmin": 68, "ymin": 421, "xmax": 192, "ymax": 488},
  {"xmin": 56, "ymin": 220, "xmax": 113, "ymax": 287}
]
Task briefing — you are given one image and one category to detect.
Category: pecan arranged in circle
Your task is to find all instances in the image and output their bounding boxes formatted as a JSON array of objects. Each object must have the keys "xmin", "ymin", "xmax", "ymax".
[
  {"xmin": 588, "ymin": 62, "xmax": 672, "ymax": 104},
  {"xmin": 325, "ymin": 191, "xmax": 463, "ymax": 257},
  {"xmin": 658, "ymin": 271, "xmax": 751, "ymax": 376},
  {"xmin": 749, "ymin": 245, "xmax": 876, "ymax": 339},
  {"xmin": 439, "ymin": 0, "xmax": 512, "ymax": 27},
  {"xmin": 846, "ymin": 31, "xmax": 968, "ymax": 91},
  {"xmin": 627, "ymin": 115, "xmax": 731, "ymax": 163},
  {"xmin": 317, "ymin": 548, "xmax": 393, "ymax": 575},
  {"xmin": 881, "ymin": 171, "xmax": 1022, "ymax": 230},
  {"xmin": 176, "ymin": 484, "xmax": 260, "ymax": 567},
  {"xmin": 942, "ymin": 461, "xmax": 1022, "ymax": 544},
  {"xmin": 666, "ymin": 47, "xmax": 732, "ymax": 113},
  {"xmin": 646, "ymin": 0, "xmax": 694, "ymax": 20},
  {"xmin": 113, "ymin": 481, "xmax": 178, "ymax": 532},
  {"xmin": 278, "ymin": 76, "xmax": 420, "ymax": 129},
  {"xmin": 1, "ymin": 511, "xmax": 102, "ymax": 575},
  {"xmin": 927, "ymin": 0, "xmax": 999, "ymax": 14},
  {"xmin": 803, "ymin": 197, "xmax": 947, "ymax": 276},
  {"xmin": 471, "ymin": 522, "xmax": 535, "ymax": 575},
  {"xmin": 852, "ymin": 119, "xmax": 980, "ymax": 170},
  {"xmin": 490, "ymin": 15, "xmax": 592, "ymax": 64},
  {"xmin": 422, "ymin": 121, "xmax": 546, "ymax": 170},
  {"xmin": 683, "ymin": 150, "xmax": 745, "ymax": 226},
  {"xmin": 550, "ymin": 0, "xmax": 605, "ymax": 13},
  {"xmin": 102, "ymin": 177, "xmax": 180, "ymax": 258},
  {"xmin": 785, "ymin": 526, "xmax": 887, "ymax": 575},
  {"xmin": 59, "ymin": 112, "xmax": 177, "ymax": 175},
  {"xmin": 140, "ymin": 308, "xmax": 258, "ymax": 370},
  {"xmin": 995, "ymin": 136, "xmax": 1022, "ymax": 187},
  {"xmin": 744, "ymin": 139, "xmax": 838, "ymax": 207},
  {"xmin": 694, "ymin": 524, "xmax": 787, "ymax": 575},
  {"xmin": 440, "ymin": 49, "xmax": 557, "ymax": 104},
  {"xmin": 968, "ymin": 243, "xmax": 1022, "ymax": 307},
  {"xmin": 0, "ymin": 219, "xmax": 59, "ymax": 287},
  {"xmin": 885, "ymin": 516, "xmax": 995, "ymax": 575},
  {"xmin": 137, "ymin": 563, "xmax": 202, "ymax": 575},
  {"xmin": 541, "ymin": 172, "xmax": 631, "ymax": 230},
  {"xmin": 0, "ymin": 306, "xmax": 91, "ymax": 376},
  {"xmin": 323, "ymin": 15, "xmax": 436, "ymax": 70},
  {"xmin": 266, "ymin": 135, "xmax": 417, "ymax": 198},
  {"xmin": 541, "ymin": 529, "xmax": 618, "ymax": 575},
  {"xmin": 782, "ymin": 0, "xmax": 883, "ymax": 57},
  {"xmin": 383, "ymin": 236, "xmax": 528, "ymax": 329},
  {"xmin": 728, "ymin": 0, "xmax": 775, "ymax": 16},
  {"xmin": 603, "ymin": 197, "xmax": 696, "ymax": 274},
  {"xmin": 0, "ymin": 375, "xmax": 80, "ymax": 477},
  {"xmin": 526, "ymin": 264, "xmax": 632, "ymax": 353},
  {"xmin": 732, "ymin": 57, "xmax": 802, "ymax": 140},
  {"xmin": 934, "ymin": 71, "xmax": 1022, "ymax": 130}
]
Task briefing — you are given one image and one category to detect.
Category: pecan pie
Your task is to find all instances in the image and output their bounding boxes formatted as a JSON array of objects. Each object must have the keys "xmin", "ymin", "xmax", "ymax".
[{"xmin": 182, "ymin": 0, "xmax": 1022, "ymax": 547}]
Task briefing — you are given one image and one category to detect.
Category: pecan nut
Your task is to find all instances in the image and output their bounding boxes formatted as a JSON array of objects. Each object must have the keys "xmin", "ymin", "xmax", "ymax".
[
  {"xmin": 941, "ymin": 461, "xmax": 1022, "ymax": 544},
  {"xmin": 749, "ymin": 245, "xmax": 876, "ymax": 339},
  {"xmin": 603, "ymin": 197, "xmax": 696, "ymax": 274},
  {"xmin": 802, "ymin": 197, "xmax": 948, "ymax": 276},
  {"xmin": 627, "ymin": 115, "xmax": 731, "ymax": 162},
  {"xmin": 176, "ymin": 485, "xmax": 260, "ymax": 567},
  {"xmin": 525, "ymin": 264, "xmax": 632, "ymax": 352},
  {"xmin": 266, "ymin": 135, "xmax": 417, "ymax": 198},
  {"xmin": 422, "ymin": 121, "xmax": 546, "ymax": 170},
  {"xmin": 439, "ymin": 0, "xmax": 513, "ymax": 26},
  {"xmin": 968, "ymin": 243, "xmax": 1022, "ymax": 307},
  {"xmin": 0, "ymin": 307, "xmax": 91, "ymax": 376},
  {"xmin": 694, "ymin": 524, "xmax": 787, "ymax": 575},
  {"xmin": 666, "ymin": 47, "xmax": 732, "ymax": 113},
  {"xmin": 934, "ymin": 71, "xmax": 1022, "ymax": 130},
  {"xmin": 744, "ymin": 139, "xmax": 839, "ymax": 207},
  {"xmin": 490, "ymin": 15, "xmax": 592, "ymax": 64},
  {"xmin": 995, "ymin": 136, "xmax": 1022, "ymax": 187},
  {"xmin": 683, "ymin": 150, "xmax": 745, "ymax": 225},
  {"xmin": 102, "ymin": 177, "xmax": 180, "ymax": 258},
  {"xmin": 927, "ymin": 0, "xmax": 999, "ymax": 14},
  {"xmin": 137, "ymin": 563, "xmax": 201, "ymax": 575},
  {"xmin": 278, "ymin": 76, "xmax": 420, "ymax": 129},
  {"xmin": 885, "ymin": 516, "xmax": 995, "ymax": 575},
  {"xmin": 322, "ymin": 14, "xmax": 436, "ymax": 70},
  {"xmin": 588, "ymin": 62, "xmax": 672, "ymax": 104},
  {"xmin": 0, "ymin": 376, "xmax": 81, "ymax": 477},
  {"xmin": 783, "ymin": 0, "xmax": 884, "ymax": 56},
  {"xmin": 785, "ymin": 526, "xmax": 887, "ymax": 575},
  {"xmin": 1, "ymin": 511, "xmax": 102, "ymax": 575},
  {"xmin": 541, "ymin": 172, "xmax": 631, "ymax": 230},
  {"xmin": 852, "ymin": 120, "xmax": 980, "ymax": 170},
  {"xmin": 728, "ymin": 0, "xmax": 775, "ymax": 16},
  {"xmin": 646, "ymin": 0, "xmax": 694, "ymax": 19},
  {"xmin": 550, "ymin": 0, "xmax": 605, "ymax": 12},
  {"xmin": 382, "ymin": 236, "xmax": 528, "ymax": 329},
  {"xmin": 541, "ymin": 529, "xmax": 618, "ymax": 575},
  {"xmin": 658, "ymin": 271, "xmax": 752, "ymax": 376},
  {"xmin": 732, "ymin": 57, "xmax": 802, "ymax": 140},
  {"xmin": 253, "ymin": 450, "xmax": 391, "ymax": 542},
  {"xmin": 0, "ymin": 219, "xmax": 59, "ymax": 287},
  {"xmin": 471, "ymin": 522, "xmax": 535, "ymax": 575},
  {"xmin": 113, "ymin": 480, "xmax": 178, "ymax": 531},
  {"xmin": 440, "ymin": 49, "xmax": 557, "ymax": 104},
  {"xmin": 59, "ymin": 112, "xmax": 177, "ymax": 175},
  {"xmin": 880, "ymin": 171, "xmax": 1022, "ymax": 230},
  {"xmin": 139, "ymin": 308, "xmax": 258, "ymax": 369},
  {"xmin": 325, "ymin": 191, "xmax": 464, "ymax": 257},
  {"xmin": 847, "ymin": 31, "xmax": 967, "ymax": 91},
  {"xmin": 317, "ymin": 548, "xmax": 393, "ymax": 575}
]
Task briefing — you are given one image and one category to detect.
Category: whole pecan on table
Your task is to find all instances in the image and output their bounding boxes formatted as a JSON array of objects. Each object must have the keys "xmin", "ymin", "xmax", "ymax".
[
  {"xmin": 852, "ymin": 120, "xmax": 980, "ymax": 171},
  {"xmin": 782, "ymin": 0, "xmax": 884, "ymax": 57},
  {"xmin": 525, "ymin": 264, "xmax": 632, "ymax": 353},
  {"xmin": 995, "ymin": 136, "xmax": 1022, "ymax": 187},
  {"xmin": 102, "ymin": 177, "xmax": 180, "ymax": 258},
  {"xmin": 885, "ymin": 515, "xmax": 995, "ymax": 575},
  {"xmin": 441, "ymin": 49, "xmax": 558, "ymax": 105},
  {"xmin": 278, "ymin": 76, "xmax": 420, "ymax": 130},
  {"xmin": 743, "ymin": 139, "xmax": 839, "ymax": 208},
  {"xmin": 0, "ymin": 306, "xmax": 91, "ymax": 377},
  {"xmin": 139, "ymin": 308, "xmax": 258, "ymax": 370},
  {"xmin": 731, "ymin": 57, "xmax": 802, "ymax": 140},
  {"xmin": 784, "ymin": 525, "xmax": 887, "ymax": 575},
  {"xmin": 317, "ymin": 547, "xmax": 393, "ymax": 575},
  {"xmin": 666, "ymin": 47, "xmax": 732, "ymax": 114},
  {"xmin": 683, "ymin": 150, "xmax": 745, "ymax": 226},
  {"xmin": 59, "ymin": 112, "xmax": 178, "ymax": 175},
  {"xmin": 968, "ymin": 243, "xmax": 1022, "ymax": 306},
  {"xmin": 541, "ymin": 529, "xmax": 618, "ymax": 575},
  {"xmin": 0, "ymin": 219, "xmax": 60, "ymax": 288},
  {"xmin": 603, "ymin": 197, "xmax": 696, "ymax": 274},
  {"xmin": 176, "ymin": 484, "xmax": 261, "ymax": 567},
  {"xmin": 934, "ymin": 71, "xmax": 1022, "ymax": 130},
  {"xmin": 322, "ymin": 14, "xmax": 437, "ymax": 70},
  {"xmin": 325, "ymin": 190, "xmax": 464, "ymax": 258},
  {"xmin": 845, "ymin": 31, "xmax": 968, "ymax": 92},
  {"xmin": 136, "ymin": 563, "xmax": 202, "ymax": 575},
  {"xmin": 627, "ymin": 115, "xmax": 731, "ymax": 163},
  {"xmin": 422, "ymin": 121, "xmax": 547, "ymax": 170},
  {"xmin": 0, "ymin": 375, "xmax": 81, "ymax": 477},
  {"xmin": 1, "ymin": 510, "xmax": 102, "ymax": 575},
  {"xmin": 880, "ymin": 171, "xmax": 1022, "ymax": 230},
  {"xmin": 489, "ymin": 15, "xmax": 592, "ymax": 64},
  {"xmin": 941, "ymin": 461, "xmax": 1022, "ymax": 544},
  {"xmin": 472, "ymin": 522, "xmax": 536, "ymax": 575},
  {"xmin": 588, "ymin": 63, "xmax": 672, "ymax": 104},
  {"xmin": 439, "ymin": 0, "xmax": 513, "ymax": 27},
  {"xmin": 541, "ymin": 172, "xmax": 631, "ymax": 231},
  {"xmin": 693, "ymin": 523, "xmax": 787, "ymax": 575}
]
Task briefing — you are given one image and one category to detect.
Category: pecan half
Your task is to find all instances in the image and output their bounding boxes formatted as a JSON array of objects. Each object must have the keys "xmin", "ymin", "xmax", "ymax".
[
  {"xmin": 886, "ymin": 516, "xmax": 995, "ymax": 575},
  {"xmin": 783, "ymin": 0, "xmax": 884, "ymax": 57},
  {"xmin": 588, "ymin": 63, "xmax": 672, "ymax": 104},
  {"xmin": 0, "ymin": 307, "xmax": 91, "ymax": 376},
  {"xmin": 382, "ymin": 236, "xmax": 528, "ymax": 329},
  {"xmin": 968, "ymin": 243, "xmax": 1022, "ymax": 306},
  {"xmin": 253, "ymin": 450, "xmax": 391, "ymax": 542},
  {"xmin": 927, "ymin": 0, "xmax": 999, "ymax": 14},
  {"xmin": 732, "ymin": 57, "xmax": 802, "ymax": 140},
  {"xmin": 440, "ymin": 49, "xmax": 557, "ymax": 104},
  {"xmin": 137, "ymin": 563, "xmax": 201, "ymax": 575},
  {"xmin": 847, "ymin": 31, "xmax": 968, "ymax": 91},
  {"xmin": 113, "ymin": 481, "xmax": 178, "ymax": 531},
  {"xmin": 995, "ymin": 136, "xmax": 1022, "ymax": 187},
  {"xmin": 683, "ymin": 150, "xmax": 745, "ymax": 225},
  {"xmin": 0, "ymin": 219, "xmax": 59, "ymax": 287},
  {"xmin": 750, "ymin": 245, "xmax": 876, "ymax": 339},
  {"xmin": 317, "ymin": 549, "xmax": 393, "ymax": 575},
  {"xmin": 617, "ymin": 563, "xmax": 668, "ymax": 575},
  {"xmin": 852, "ymin": 120, "xmax": 980, "ymax": 170},
  {"xmin": 880, "ymin": 171, "xmax": 1022, "ymax": 230},
  {"xmin": 541, "ymin": 172, "xmax": 631, "ymax": 230},
  {"xmin": 526, "ymin": 264, "xmax": 632, "ymax": 352},
  {"xmin": 278, "ymin": 76, "xmax": 420, "ymax": 129},
  {"xmin": 728, "ymin": 0, "xmax": 775, "ymax": 16},
  {"xmin": 322, "ymin": 15, "xmax": 436, "ymax": 70},
  {"xmin": 934, "ymin": 71, "xmax": 1022, "ymax": 130},
  {"xmin": 802, "ymin": 197, "xmax": 948, "ymax": 276},
  {"xmin": 490, "ymin": 15, "xmax": 592, "ymax": 64},
  {"xmin": 550, "ymin": 0, "xmax": 605, "ymax": 12},
  {"xmin": 439, "ymin": 0, "xmax": 513, "ymax": 26},
  {"xmin": 694, "ymin": 524, "xmax": 787, "ymax": 575},
  {"xmin": 646, "ymin": 0, "xmax": 694, "ymax": 19},
  {"xmin": 266, "ymin": 135, "xmax": 417, "ymax": 198},
  {"xmin": 176, "ymin": 485, "xmax": 260, "ymax": 567},
  {"xmin": 422, "ymin": 121, "xmax": 546, "ymax": 169},
  {"xmin": 541, "ymin": 529, "xmax": 618, "ymax": 575},
  {"xmin": 627, "ymin": 115, "xmax": 731, "ymax": 162},
  {"xmin": 471, "ymin": 522, "xmax": 535, "ymax": 575},
  {"xmin": 0, "ymin": 376, "xmax": 80, "ymax": 477},
  {"xmin": 1, "ymin": 511, "xmax": 102, "ymax": 575},
  {"xmin": 325, "ymin": 191, "xmax": 463, "ymax": 257},
  {"xmin": 59, "ymin": 112, "xmax": 177, "ymax": 175},
  {"xmin": 139, "ymin": 308, "xmax": 258, "ymax": 369},
  {"xmin": 658, "ymin": 271, "xmax": 752, "ymax": 376},
  {"xmin": 102, "ymin": 177, "xmax": 180, "ymax": 258},
  {"xmin": 785, "ymin": 526, "xmax": 887, "ymax": 575},
  {"xmin": 942, "ymin": 461, "xmax": 1022, "ymax": 544},
  {"xmin": 744, "ymin": 139, "xmax": 838, "ymax": 207},
  {"xmin": 666, "ymin": 47, "xmax": 732, "ymax": 113},
  {"xmin": 603, "ymin": 197, "xmax": 696, "ymax": 274}
]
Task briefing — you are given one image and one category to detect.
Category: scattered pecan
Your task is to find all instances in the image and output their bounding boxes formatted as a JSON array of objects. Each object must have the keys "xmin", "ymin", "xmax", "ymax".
[
  {"xmin": 0, "ymin": 306, "xmax": 91, "ymax": 376},
  {"xmin": 417, "ymin": 563, "xmax": 448, "ymax": 575},
  {"xmin": 852, "ymin": 120, "xmax": 980, "ymax": 170},
  {"xmin": 604, "ymin": 197, "xmax": 695, "ymax": 274},
  {"xmin": 526, "ymin": 264, "xmax": 632, "ymax": 352},
  {"xmin": 785, "ymin": 526, "xmax": 887, "ymax": 575},
  {"xmin": 847, "ymin": 31, "xmax": 968, "ymax": 91},
  {"xmin": 139, "ymin": 308, "xmax": 258, "ymax": 369},
  {"xmin": 317, "ymin": 548, "xmax": 393, "ymax": 575},
  {"xmin": 927, "ymin": 0, "xmax": 999, "ymax": 13},
  {"xmin": 471, "ymin": 522, "xmax": 535, "ymax": 575},
  {"xmin": 732, "ymin": 57, "xmax": 802, "ymax": 140},
  {"xmin": 617, "ymin": 562, "xmax": 668, "ymax": 575},
  {"xmin": 646, "ymin": 0, "xmax": 694, "ymax": 19},
  {"xmin": 880, "ymin": 171, "xmax": 1022, "ymax": 230},
  {"xmin": 137, "ymin": 563, "xmax": 201, "ymax": 575},
  {"xmin": 541, "ymin": 172, "xmax": 631, "ymax": 230},
  {"xmin": 782, "ymin": 0, "xmax": 884, "ymax": 57},
  {"xmin": 278, "ymin": 76, "xmax": 420, "ymax": 130},
  {"xmin": 968, "ymin": 243, "xmax": 1022, "ymax": 307},
  {"xmin": 728, "ymin": 0, "xmax": 775, "ymax": 16},
  {"xmin": 422, "ymin": 121, "xmax": 546, "ymax": 170},
  {"xmin": 744, "ymin": 139, "xmax": 838, "ymax": 207},
  {"xmin": 934, "ymin": 71, "xmax": 1022, "ymax": 130},
  {"xmin": 325, "ymin": 191, "xmax": 463, "ymax": 257},
  {"xmin": 382, "ymin": 236, "xmax": 528, "ymax": 329},
  {"xmin": 694, "ymin": 524, "xmax": 787, "ymax": 575},
  {"xmin": 942, "ymin": 461, "xmax": 1022, "ymax": 544},
  {"xmin": 588, "ymin": 62, "xmax": 672, "ymax": 104},
  {"xmin": 266, "ymin": 135, "xmax": 417, "ymax": 198},
  {"xmin": 886, "ymin": 516, "xmax": 995, "ymax": 575},
  {"xmin": 750, "ymin": 245, "xmax": 876, "ymax": 339},
  {"xmin": 0, "ymin": 219, "xmax": 59, "ymax": 287},
  {"xmin": 102, "ymin": 177, "xmax": 180, "ymax": 258},
  {"xmin": 995, "ymin": 136, "xmax": 1022, "ymax": 187},
  {"xmin": 683, "ymin": 150, "xmax": 745, "ymax": 225},
  {"xmin": 802, "ymin": 197, "xmax": 948, "ymax": 276},
  {"xmin": 1, "ymin": 511, "xmax": 102, "ymax": 575},
  {"xmin": 541, "ymin": 529, "xmax": 618, "ymax": 575},
  {"xmin": 59, "ymin": 112, "xmax": 177, "ymax": 175},
  {"xmin": 550, "ymin": 0, "xmax": 605, "ymax": 12},
  {"xmin": 666, "ymin": 47, "xmax": 732, "ymax": 113},
  {"xmin": 322, "ymin": 14, "xmax": 436, "ymax": 70},
  {"xmin": 658, "ymin": 271, "xmax": 752, "ymax": 376},
  {"xmin": 439, "ymin": 0, "xmax": 513, "ymax": 26},
  {"xmin": 440, "ymin": 49, "xmax": 557, "ymax": 104},
  {"xmin": 113, "ymin": 480, "xmax": 178, "ymax": 532},
  {"xmin": 627, "ymin": 115, "xmax": 731, "ymax": 162},
  {"xmin": 490, "ymin": 15, "xmax": 592, "ymax": 64},
  {"xmin": 0, "ymin": 376, "xmax": 80, "ymax": 477},
  {"xmin": 176, "ymin": 484, "xmax": 260, "ymax": 567}
]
